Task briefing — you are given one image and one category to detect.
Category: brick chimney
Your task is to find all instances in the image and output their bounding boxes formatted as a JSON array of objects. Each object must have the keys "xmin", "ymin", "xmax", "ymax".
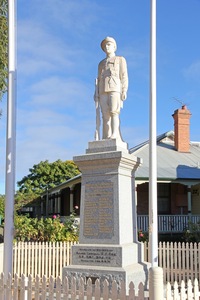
[{"xmin": 172, "ymin": 105, "xmax": 191, "ymax": 152}]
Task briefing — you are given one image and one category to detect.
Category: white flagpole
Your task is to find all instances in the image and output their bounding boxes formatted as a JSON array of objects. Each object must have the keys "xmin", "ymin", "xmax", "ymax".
[
  {"xmin": 149, "ymin": 0, "xmax": 158, "ymax": 267},
  {"xmin": 4, "ymin": 0, "xmax": 17, "ymax": 278}
]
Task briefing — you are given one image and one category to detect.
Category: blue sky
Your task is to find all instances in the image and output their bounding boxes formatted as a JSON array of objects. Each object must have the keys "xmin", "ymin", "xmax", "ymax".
[{"xmin": 0, "ymin": 0, "xmax": 200, "ymax": 194}]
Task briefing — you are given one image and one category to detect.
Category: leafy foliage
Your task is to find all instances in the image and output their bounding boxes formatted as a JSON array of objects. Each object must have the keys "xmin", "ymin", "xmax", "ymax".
[
  {"xmin": 0, "ymin": 194, "xmax": 5, "ymax": 218},
  {"xmin": 182, "ymin": 221, "xmax": 200, "ymax": 243},
  {"xmin": 16, "ymin": 159, "xmax": 80, "ymax": 211},
  {"xmin": 17, "ymin": 159, "xmax": 80, "ymax": 195},
  {"xmin": 138, "ymin": 229, "xmax": 148, "ymax": 242},
  {"xmin": 14, "ymin": 213, "xmax": 79, "ymax": 242},
  {"xmin": 15, "ymin": 190, "xmax": 38, "ymax": 212},
  {"xmin": 0, "ymin": 0, "xmax": 8, "ymax": 102}
]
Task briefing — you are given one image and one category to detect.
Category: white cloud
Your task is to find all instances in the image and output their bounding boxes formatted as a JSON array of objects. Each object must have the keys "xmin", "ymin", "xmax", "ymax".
[
  {"xmin": 30, "ymin": 0, "xmax": 101, "ymax": 34},
  {"xmin": 28, "ymin": 76, "xmax": 92, "ymax": 109},
  {"xmin": 16, "ymin": 106, "xmax": 94, "ymax": 184},
  {"xmin": 17, "ymin": 21, "xmax": 79, "ymax": 77}
]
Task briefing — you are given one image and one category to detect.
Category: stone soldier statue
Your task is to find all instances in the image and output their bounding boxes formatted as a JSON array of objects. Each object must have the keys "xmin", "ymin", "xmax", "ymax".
[{"xmin": 94, "ymin": 37, "xmax": 128, "ymax": 140}]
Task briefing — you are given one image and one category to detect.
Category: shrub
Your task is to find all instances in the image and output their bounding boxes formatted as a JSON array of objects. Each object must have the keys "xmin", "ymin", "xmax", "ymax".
[
  {"xmin": 182, "ymin": 221, "xmax": 200, "ymax": 243},
  {"xmin": 138, "ymin": 229, "xmax": 148, "ymax": 242},
  {"xmin": 14, "ymin": 212, "xmax": 79, "ymax": 242}
]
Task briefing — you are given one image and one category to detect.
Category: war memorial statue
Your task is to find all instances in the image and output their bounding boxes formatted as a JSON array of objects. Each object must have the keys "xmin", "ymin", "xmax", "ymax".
[
  {"xmin": 63, "ymin": 37, "xmax": 149, "ymax": 292},
  {"xmin": 94, "ymin": 37, "xmax": 128, "ymax": 141}
]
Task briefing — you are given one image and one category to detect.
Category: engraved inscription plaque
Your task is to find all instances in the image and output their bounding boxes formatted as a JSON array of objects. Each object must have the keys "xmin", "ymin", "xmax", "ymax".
[
  {"xmin": 83, "ymin": 181, "xmax": 114, "ymax": 239},
  {"xmin": 72, "ymin": 246, "xmax": 121, "ymax": 267}
]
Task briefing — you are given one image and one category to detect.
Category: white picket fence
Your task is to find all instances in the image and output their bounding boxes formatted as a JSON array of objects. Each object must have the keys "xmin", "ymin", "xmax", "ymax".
[
  {"xmin": 1, "ymin": 273, "xmax": 200, "ymax": 300},
  {"xmin": 144, "ymin": 241, "xmax": 200, "ymax": 284},
  {"xmin": 10, "ymin": 241, "xmax": 200, "ymax": 284},
  {"xmin": 0, "ymin": 273, "xmax": 148, "ymax": 300},
  {"xmin": 13, "ymin": 241, "xmax": 77, "ymax": 279},
  {"xmin": 1, "ymin": 242, "xmax": 200, "ymax": 298},
  {"xmin": 2, "ymin": 240, "xmax": 199, "ymax": 287}
]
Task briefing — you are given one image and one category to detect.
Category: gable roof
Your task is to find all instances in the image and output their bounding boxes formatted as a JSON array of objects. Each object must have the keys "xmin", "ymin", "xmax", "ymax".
[{"xmin": 130, "ymin": 131, "xmax": 200, "ymax": 182}]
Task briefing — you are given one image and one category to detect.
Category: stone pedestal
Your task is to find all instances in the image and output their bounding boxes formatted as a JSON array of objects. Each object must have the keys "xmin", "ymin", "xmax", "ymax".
[{"xmin": 63, "ymin": 139, "xmax": 149, "ymax": 291}]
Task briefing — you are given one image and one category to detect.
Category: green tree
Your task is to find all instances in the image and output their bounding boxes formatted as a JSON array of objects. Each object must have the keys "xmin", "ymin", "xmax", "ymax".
[
  {"xmin": 17, "ymin": 159, "xmax": 80, "ymax": 194},
  {"xmin": 0, "ymin": 194, "xmax": 5, "ymax": 218},
  {"xmin": 0, "ymin": 0, "xmax": 8, "ymax": 104},
  {"xmin": 15, "ymin": 190, "xmax": 38, "ymax": 212},
  {"xmin": 16, "ymin": 160, "xmax": 80, "ymax": 207}
]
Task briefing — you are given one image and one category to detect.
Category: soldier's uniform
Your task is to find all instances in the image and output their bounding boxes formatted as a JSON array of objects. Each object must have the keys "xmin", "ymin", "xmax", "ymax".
[{"xmin": 96, "ymin": 40, "xmax": 128, "ymax": 139}]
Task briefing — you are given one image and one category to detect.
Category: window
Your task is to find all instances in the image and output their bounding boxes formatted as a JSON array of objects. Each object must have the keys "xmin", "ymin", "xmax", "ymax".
[{"xmin": 157, "ymin": 183, "xmax": 170, "ymax": 214}]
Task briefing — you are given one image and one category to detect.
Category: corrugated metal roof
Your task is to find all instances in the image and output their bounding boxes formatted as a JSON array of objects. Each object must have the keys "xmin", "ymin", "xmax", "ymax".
[
  {"xmin": 130, "ymin": 131, "xmax": 200, "ymax": 181},
  {"xmin": 40, "ymin": 173, "xmax": 82, "ymax": 196}
]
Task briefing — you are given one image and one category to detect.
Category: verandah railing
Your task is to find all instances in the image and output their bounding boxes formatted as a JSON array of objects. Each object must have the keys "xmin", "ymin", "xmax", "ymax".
[{"xmin": 137, "ymin": 214, "xmax": 200, "ymax": 233}]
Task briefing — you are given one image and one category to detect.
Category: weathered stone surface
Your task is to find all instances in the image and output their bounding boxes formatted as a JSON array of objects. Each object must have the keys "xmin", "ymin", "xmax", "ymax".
[{"xmin": 64, "ymin": 135, "xmax": 149, "ymax": 291}]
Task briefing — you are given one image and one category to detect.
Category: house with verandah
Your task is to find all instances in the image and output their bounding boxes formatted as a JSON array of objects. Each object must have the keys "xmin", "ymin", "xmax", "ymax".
[{"xmin": 22, "ymin": 106, "xmax": 200, "ymax": 233}]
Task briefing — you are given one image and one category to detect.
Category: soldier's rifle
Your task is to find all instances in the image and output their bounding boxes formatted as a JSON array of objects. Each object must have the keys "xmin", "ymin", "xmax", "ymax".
[{"xmin": 94, "ymin": 78, "xmax": 101, "ymax": 140}]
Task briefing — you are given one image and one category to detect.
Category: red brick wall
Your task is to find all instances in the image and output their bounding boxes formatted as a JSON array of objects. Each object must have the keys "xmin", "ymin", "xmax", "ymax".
[{"xmin": 172, "ymin": 105, "xmax": 191, "ymax": 152}]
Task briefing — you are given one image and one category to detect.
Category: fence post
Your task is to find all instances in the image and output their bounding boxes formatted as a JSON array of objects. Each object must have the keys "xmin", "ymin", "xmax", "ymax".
[
  {"xmin": 25, "ymin": 276, "xmax": 28, "ymax": 300},
  {"xmin": 0, "ymin": 244, "xmax": 4, "ymax": 274},
  {"xmin": 149, "ymin": 267, "xmax": 164, "ymax": 300}
]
